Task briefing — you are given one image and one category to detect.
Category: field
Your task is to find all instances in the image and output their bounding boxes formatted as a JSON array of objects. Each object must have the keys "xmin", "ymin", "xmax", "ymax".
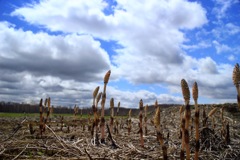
[
  {"xmin": 1, "ymin": 104, "xmax": 240, "ymax": 160},
  {"xmin": 1, "ymin": 67, "xmax": 240, "ymax": 160}
]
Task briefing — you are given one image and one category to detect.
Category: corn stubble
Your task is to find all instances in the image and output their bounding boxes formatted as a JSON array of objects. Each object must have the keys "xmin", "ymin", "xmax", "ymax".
[{"xmin": 39, "ymin": 97, "xmax": 52, "ymax": 137}]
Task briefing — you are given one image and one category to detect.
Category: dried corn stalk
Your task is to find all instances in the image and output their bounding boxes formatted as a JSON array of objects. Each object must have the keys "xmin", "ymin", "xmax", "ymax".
[
  {"xmin": 96, "ymin": 92, "xmax": 102, "ymax": 108},
  {"xmin": 110, "ymin": 98, "xmax": 114, "ymax": 134},
  {"xmin": 39, "ymin": 99, "xmax": 43, "ymax": 137},
  {"xmin": 144, "ymin": 104, "xmax": 148, "ymax": 136},
  {"xmin": 233, "ymin": 63, "xmax": 240, "ymax": 87},
  {"xmin": 192, "ymin": 82, "xmax": 198, "ymax": 109},
  {"xmin": 74, "ymin": 105, "xmax": 78, "ymax": 128},
  {"xmin": 92, "ymin": 86, "xmax": 100, "ymax": 139},
  {"xmin": 114, "ymin": 101, "xmax": 120, "ymax": 134},
  {"xmin": 232, "ymin": 63, "xmax": 240, "ymax": 109},
  {"xmin": 181, "ymin": 79, "xmax": 191, "ymax": 160},
  {"xmin": 208, "ymin": 107, "xmax": 218, "ymax": 117},
  {"xmin": 42, "ymin": 97, "xmax": 51, "ymax": 132},
  {"xmin": 184, "ymin": 104, "xmax": 191, "ymax": 160},
  {"xmin": 128, "ymin": 109, "xmax": 132, "ymax": 135},
  {"xmin": 180, "ymin": 117, "xmax": 185, "ymax": 160},
  {"xmin": 100, "ymin": 70, "xmax": 111, "ymax": 143},
  {"xmin": 154, "ymin": 101, "xmax": 168, "ymax": 160},
  {"xmin": 139, "ymin": 99, "xmax": 144, "ymax": 147},
  {"xmin": 192, "ymin": 82, "xmax": 199, "ymax": 160}
]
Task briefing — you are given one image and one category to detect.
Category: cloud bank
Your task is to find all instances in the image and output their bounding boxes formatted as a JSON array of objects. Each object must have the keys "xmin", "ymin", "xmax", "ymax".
[{"xmin": 0, "ymin": 0, "xmax": 238, "ymax": 107}]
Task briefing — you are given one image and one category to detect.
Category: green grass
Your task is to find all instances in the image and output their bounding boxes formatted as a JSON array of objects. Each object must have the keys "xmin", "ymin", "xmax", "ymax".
[
  {"xmin": 0, "ymin": 112, "xmax": 127, "ymax": 119},
  {"xmin": 0, "ymin": 112, "xmax": 38, "ymax": 117},
  {"xmin": 0, "ymin": 112, "xmax": 80, "ymax": 118}
]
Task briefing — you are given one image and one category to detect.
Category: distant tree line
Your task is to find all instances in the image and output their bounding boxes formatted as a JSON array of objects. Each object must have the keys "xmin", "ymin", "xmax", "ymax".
[
  {"xmin": 0, "ymin": 101, "xmax": 90, "ymax": 114},
  {"xmin": 0, "ymin": 101, "xmax": 182, "ymax": 116}
]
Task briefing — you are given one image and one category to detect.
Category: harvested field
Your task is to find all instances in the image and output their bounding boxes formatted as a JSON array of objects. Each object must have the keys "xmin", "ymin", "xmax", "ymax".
[{"xmin": 1, "ymin": 104, "xmax": 240, "ymax": 160}]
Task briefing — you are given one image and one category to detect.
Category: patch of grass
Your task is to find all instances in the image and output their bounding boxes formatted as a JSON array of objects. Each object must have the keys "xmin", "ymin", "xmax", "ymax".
[
  {"xmin": 0, "ymin": 112, "xmax": 38, "ymax": 117},
  {"xmin": 0, "ymin": 112, "xmax": 128, "ymax": 119}
]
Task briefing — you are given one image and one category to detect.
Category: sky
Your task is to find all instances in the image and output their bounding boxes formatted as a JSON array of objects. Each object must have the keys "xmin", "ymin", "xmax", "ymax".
[{"xmin": 0, "ymin": 0, "xmax": 239, "ymax": 108}]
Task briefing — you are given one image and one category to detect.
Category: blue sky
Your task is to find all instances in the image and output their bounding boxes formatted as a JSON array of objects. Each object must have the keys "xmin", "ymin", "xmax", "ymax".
[{"xmin": 0, "ymin": 0, "xmax": 239, "ymax": 108}]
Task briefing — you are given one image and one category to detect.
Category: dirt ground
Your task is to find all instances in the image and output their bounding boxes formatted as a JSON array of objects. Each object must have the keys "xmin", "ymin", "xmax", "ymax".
[{"xmin": 0, "ymin": 105, "xmax": 240, "ymax": 160}]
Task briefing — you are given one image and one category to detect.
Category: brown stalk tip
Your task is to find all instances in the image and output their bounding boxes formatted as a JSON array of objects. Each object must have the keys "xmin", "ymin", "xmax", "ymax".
[
  {"xmin": 48, "ymin": 97, "xmax": 51, "ymax": 108},
  {"xmin": 144, "ymin": 105, "xmax": 148, "ymax": 112},
  {"xmin": 233, "ymin": 63, "xmax": 240, "ymax": 86},
  {"xmin": 104, "ymin": 70, "xmax": 111, "ymax": 84},
  {"xmin": 96, "ymin": 92, "xmax": 102, "ymax": 104},
  {"xmin": 139, "ymin": 99, "xmax": 143, "ymax": 110},
  {"xmin": 192, "ymin": 81, "xmax": 198, "ymax": 102},
  {"xmin": 155, "ymin": 100, "xmax": 158, "ymax": 108},
  {"xmin": 39, "ymin": 99, "xmax": 43, "ymax": 106},
  {"xmin": 110, "ymin": 98, "xmax": 114, "ymax": 108},
  {"xmin": 181, "ymin": 79, "xmax": 190, "ymax": 104},
  {"xmin": 93, "ymin": 86, "xmax": 100, "ymax": 99},
  {"xmin": 154, "ymin": 106, "xmax": 160, "ymax": 127},
  {"xmin": 208, "ymin": 107, "xmax": 218, "ymax": 117}
]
